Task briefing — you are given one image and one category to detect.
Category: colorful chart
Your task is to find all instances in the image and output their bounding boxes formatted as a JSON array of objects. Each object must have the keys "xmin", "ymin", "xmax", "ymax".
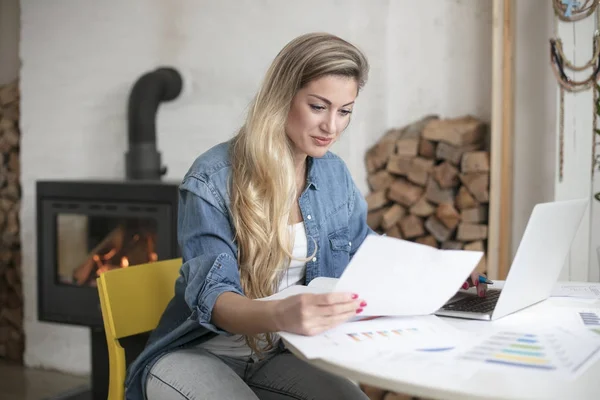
[
  {"xmin": 320, "ymin": 323, "xmax": 460, "ymax": 355},
  {"xmin": 343, "ymin": 328, "xmax": 419, "ymax": 342},
  {"xmin": 329, "ymin": 327, "xmax": 422, "ymax": 344},
  {"xmin": 459, "ymin": 329, "xmax": 600, "ymax": 374},
  {"xmin": 460, "ymin": 331, "xmax": 556, "ymax": 370}
]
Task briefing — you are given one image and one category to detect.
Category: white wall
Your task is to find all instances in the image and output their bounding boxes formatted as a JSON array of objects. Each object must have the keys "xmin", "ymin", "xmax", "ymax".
[
  {"xmin": 18, "ymin": 0, "xmax": 541, "ymax": 375},
  {"xmin": 512, "ymin": 1, "xmax": 557, "ymax": 257},
  {"xmin": 0, "ymin": 0, "xmax": 20, "ymax": 84}
]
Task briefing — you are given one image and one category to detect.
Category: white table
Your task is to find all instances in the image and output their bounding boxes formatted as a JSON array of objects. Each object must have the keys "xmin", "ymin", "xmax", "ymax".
[{"xmin": 285, "ymin": 297, "xmax": 600, "ymax": 400}]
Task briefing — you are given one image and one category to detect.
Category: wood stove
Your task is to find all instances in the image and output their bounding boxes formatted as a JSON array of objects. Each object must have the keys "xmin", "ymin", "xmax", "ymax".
[
  {"xmin": 36, "ymin": 180, "xmax": 179, "ymax": 400},
  {"xmin": 35, "ymin": 66, "xmax": 185, "ymax": 400},
  {"xmin": 36, "ymin": 180, "xmax": 179, "ymax": 327}
]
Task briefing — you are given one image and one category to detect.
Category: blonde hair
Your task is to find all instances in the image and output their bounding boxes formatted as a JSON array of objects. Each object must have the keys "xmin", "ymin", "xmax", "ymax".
[{"xmin": 229, "ymin": 32, "xmax": 369, "ymax": 355}]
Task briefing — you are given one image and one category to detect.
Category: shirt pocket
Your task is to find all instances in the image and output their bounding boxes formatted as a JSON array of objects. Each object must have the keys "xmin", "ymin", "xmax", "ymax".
[{"xmin": 328, "ymin": 227, "xmax": 351, "ymax": 276}]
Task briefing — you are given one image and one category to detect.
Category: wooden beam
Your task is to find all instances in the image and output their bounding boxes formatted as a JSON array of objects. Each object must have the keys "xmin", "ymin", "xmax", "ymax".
[{"xmin": 488, "ymin": 0, "xmax": 514, "ymax": 280}]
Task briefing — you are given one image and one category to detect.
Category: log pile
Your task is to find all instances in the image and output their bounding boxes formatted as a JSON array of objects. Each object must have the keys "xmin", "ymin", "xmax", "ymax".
[
  {"xmin": 364, "ymin": 115, "xmax": 489, "ymax": 275},
  {"xmin": 0, "ymin": 80, "xmax": 23, "ymax": 363}
]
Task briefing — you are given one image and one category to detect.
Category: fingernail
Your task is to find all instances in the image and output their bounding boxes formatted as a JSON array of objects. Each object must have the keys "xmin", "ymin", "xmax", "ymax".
[
  {"xmin": 462, "ymin": 282, "xmax": 469, "ymax": 290},
  {"xmin": 360, "ymin": 301, "xmax": 367, "ymax": 307},
  {"xmin": 351, "ymin": 293, "xmax": 359, "ymax": 299},
  {"xmin": 356, "ymin": 308, "xmax": 364, "ymax": 314},
  {"xmin": 475, "ymin": 280, "xmax": 479, "ymax": 287},
  {"xmin": 479, "ymin": 290, "xmax": 484, "ymax": 297}
]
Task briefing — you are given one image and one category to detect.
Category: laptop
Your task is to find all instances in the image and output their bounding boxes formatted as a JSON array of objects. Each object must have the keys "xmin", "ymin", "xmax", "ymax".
[{"xmin": 435, "ymin": 198, "xmax": 588, "ymax": 321}]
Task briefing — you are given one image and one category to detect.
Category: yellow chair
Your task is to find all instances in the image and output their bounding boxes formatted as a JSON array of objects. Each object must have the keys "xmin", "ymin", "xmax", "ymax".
[{"xmin": 97, "ymin": 258, "xmax": 182, "ymax": 400}]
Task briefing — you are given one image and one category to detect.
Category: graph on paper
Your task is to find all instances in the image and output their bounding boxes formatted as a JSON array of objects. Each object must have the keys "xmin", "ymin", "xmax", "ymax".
[
  {"xmin": 329, "ymin": 327, "xmax": 422, "ymax": 344},
  {"xmin": 278, "ymin": 315, "xmax": 464, "ymax": 359},
  {"xmin": 578, "ymin": 310, "xmax": 600, "ymax": 326},
  {"xmin": 321, "ymin": 322, "xmax": 458, "ymax": 353},
  {"xmin": 458, "ymin": 329, "xmax": 600, "ymax": 375}
]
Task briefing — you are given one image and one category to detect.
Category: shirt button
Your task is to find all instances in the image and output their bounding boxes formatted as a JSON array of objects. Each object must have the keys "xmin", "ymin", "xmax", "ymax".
[
  {"xmin": 312, "ymin": 257, "xmax": 317, "ymax": 262},
  {"xmin": 307, "ymin": 215, "xmax": 312, "ymax": 220},
  {"xmin": 349, "ymin": 241, "xmax": 352, "ymax": 246}
]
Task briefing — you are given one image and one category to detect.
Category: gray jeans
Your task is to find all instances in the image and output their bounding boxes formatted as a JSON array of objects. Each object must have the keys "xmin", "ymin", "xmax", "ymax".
[{"xmin": 145, "ymin": 345, "xmax": 369, "ymax": 400}]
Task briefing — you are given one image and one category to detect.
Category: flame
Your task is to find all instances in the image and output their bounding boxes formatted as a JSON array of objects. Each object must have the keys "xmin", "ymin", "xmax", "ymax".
[
  {"xmin": 101, "ymin": 248, "xmax": 117, "ymax": 260},
  {"xmin": 86, "ymin": 229, "xmax": 158, "ymax": 280}
]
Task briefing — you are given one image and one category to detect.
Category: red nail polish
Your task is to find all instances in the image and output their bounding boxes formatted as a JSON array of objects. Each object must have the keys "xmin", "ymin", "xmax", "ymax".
[
  {"xmin": 360, "ymin": 301, "xmax": 367, "ymax": 307},
  {"xmin": 356, "ymin": 308, "xmax": 364, "ymax": 314},
  {"xmin": 462, "ymin": 282, "xmax": 469, "ymax": 290},
  {"xmin": 351, "ymin": 294, "xmax": 359, "ymax": 299},
  {"xmin": 479, "ymin": 290, "xmax": 484, "ymax": 297}
]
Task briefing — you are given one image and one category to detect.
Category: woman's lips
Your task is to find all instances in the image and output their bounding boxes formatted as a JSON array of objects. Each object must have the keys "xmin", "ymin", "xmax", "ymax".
[{"xmin": 312, "ymin": 136, "xmax": 332, "ymax": 146}]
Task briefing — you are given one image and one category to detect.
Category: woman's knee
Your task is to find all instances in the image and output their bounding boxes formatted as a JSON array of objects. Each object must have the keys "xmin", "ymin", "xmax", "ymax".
[
  {"xmin": 146, "ymin": 372, "xmax": 193, "ymax": 400},
  {"xmin": 145, "ymin": 348, "xmax": 259, "ymax": 400},
  {"xmin": 247, "ymin": 352, "xmax": 368, "ymax": 400}
]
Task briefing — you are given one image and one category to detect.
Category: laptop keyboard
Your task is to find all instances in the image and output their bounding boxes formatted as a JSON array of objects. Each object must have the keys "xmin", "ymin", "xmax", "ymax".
[{"xmin": 441, "ymin": 289, "xmax": 502, "ymax": 314}]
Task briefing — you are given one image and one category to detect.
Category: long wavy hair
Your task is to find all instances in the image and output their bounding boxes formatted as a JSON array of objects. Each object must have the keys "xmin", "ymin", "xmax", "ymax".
[{"xmin": 229, "ymin": 32, "xmax": 369, "ymax": 355}]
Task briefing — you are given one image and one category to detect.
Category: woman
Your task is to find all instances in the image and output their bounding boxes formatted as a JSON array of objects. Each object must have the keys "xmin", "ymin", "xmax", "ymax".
[{"xmin": 125, "ymin": 32, "xmax": 484, "ymax": 400}]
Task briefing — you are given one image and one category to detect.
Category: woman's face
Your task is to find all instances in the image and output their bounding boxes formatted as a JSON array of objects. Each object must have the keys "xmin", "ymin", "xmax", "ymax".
[{"xmin": 285, "ymin": 75, "xmax": 358, "ymax": 161}]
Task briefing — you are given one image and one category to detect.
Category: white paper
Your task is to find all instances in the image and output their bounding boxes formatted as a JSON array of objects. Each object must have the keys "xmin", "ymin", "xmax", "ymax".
[
  {"xmin": 279, "ymin": 315, "xmax": 466, "ymax": 359},
  {"xmin": 486, "ymin": 280, "xmax": 600, "ymax": 300},
  {"xmin": 551, "ymin": 282, "xmax": 600, "ymax": 299},
  {"xmin": 333, "ymin": 235, "xmax": 483, "ymax": 316},
  {"xmin": 362, "ymin": 349, "xmax": 479, "ymax": 382},
  {"xmin": 455, "ymin": 326, "xmax": 600, "ymax": 380},
  {"xmin": 304, "ymin": 277, "xmax": 338, "ymax": 291},
  {"xmin": 576, "ymin": 309, "xmax": 600, "ymax": 327},
  {"xmin": 255, "ymin": 277, "xmax": 337, "ymax": 301}
]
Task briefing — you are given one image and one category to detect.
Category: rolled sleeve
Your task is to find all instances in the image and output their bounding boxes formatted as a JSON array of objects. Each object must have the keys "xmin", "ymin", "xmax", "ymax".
[{"xmin": 177, "ymin": 174, "xmax": 244, "ymax": 334}]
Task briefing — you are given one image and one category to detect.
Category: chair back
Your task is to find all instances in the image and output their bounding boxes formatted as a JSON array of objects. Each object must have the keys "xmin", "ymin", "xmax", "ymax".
[{"xmin": 97, "ymin": 258, "xmax": 182, "ymax": 399}]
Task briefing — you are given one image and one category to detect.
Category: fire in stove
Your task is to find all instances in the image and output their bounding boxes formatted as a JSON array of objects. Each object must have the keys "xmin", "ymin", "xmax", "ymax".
[{"xmin": 57, "ymin": 215, "xmax": 159, "ymax": 287}]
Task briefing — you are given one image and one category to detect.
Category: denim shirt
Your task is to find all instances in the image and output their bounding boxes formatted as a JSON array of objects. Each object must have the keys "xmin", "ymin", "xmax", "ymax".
[{"xmin": 124, "ymin": 141, "xmax": 375, "ymax": 400}]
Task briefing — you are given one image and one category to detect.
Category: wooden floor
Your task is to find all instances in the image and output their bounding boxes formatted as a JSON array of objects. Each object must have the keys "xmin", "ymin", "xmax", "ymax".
[{"xmin": 0, "ymin": 359, "xmax": 89, "ymax": 400}]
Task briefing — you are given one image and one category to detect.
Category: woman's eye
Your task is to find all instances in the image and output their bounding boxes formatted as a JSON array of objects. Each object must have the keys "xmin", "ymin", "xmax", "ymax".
[
  {"xmin": 310, "ymin": 104, "xmax": 326, "ymax": 111},
  {"xmin": 340, "ymin": 109, "xmax": 353, "ymax": 116}
]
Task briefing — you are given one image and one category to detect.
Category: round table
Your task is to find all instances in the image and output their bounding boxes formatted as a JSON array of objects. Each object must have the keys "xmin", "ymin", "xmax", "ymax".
[{"xmin": 284, "ymin": 297, "xmax": 600, "ymax": 400}]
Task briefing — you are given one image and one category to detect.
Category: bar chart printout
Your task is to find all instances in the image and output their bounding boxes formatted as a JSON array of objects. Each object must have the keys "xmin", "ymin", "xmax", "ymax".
[
  {"xmin": 320, "ymin": 317, "xmax": 459, "ymax": 353},
  {"xmin": 458, "ymin": 329, "xmax": 600, "ymax": 376},
  {"xmin": 335, "ymin": 327, "xmax": 421, "ymax": 344},
  {"xmin": 278, "ymin": 316, "xmax": 462, "ymax": 359}
]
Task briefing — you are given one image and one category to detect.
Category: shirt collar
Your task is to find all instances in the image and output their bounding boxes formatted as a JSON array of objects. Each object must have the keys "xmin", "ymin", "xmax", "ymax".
[{"xmin": 305, "ymin": 156, "xmax": 319, "ymax": 190}]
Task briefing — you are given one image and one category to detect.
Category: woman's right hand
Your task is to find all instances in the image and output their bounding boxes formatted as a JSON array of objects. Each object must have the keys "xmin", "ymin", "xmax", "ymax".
[{"xmin": 271, "ymin": 292, "xmax": 366, "ymax": 336}]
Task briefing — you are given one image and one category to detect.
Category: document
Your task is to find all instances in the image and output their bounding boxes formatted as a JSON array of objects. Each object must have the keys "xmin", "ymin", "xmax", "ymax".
[
  {"xmin": 551, "ymin": 282, "xmax": 600, "ymax": 299},
  {"xmin": 334, "ymin": 235, "xmax": 483, "ymax": 316},
  {"xmin": 484, "ymin": 280, "xmax": 600, "ymax": 300},
  {"xmin": 279, "ymin": 315, "xmax": 466, "ymax": 359},
  {"xmin": 456, "ymin": 326, "xmax": 600, "ymax": 379},
  {"xmin": 259, "ymin": 235, "xmax": 483, "ymax": 317}
]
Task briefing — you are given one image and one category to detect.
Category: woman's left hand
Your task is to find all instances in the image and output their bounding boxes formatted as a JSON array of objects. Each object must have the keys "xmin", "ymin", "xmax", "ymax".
[{"xmin": 460, "ymin": 271, "xmax": 487, "ymax": 298}]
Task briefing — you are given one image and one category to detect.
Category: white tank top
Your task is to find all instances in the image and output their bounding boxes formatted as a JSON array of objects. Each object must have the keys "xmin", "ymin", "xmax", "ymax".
[{"xmin": 198, "ymin": 221, "xmax": 308, "ymax": 358}]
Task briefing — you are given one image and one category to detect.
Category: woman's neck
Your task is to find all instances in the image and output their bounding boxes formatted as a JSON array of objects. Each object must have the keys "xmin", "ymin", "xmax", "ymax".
[{"xmin": 294, "ymin": 155, "xmax": 307, "ymax": 193}]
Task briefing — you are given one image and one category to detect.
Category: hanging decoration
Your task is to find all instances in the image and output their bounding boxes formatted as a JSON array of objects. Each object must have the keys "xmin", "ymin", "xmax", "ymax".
[
  {"xmin": 554, "ymin": 0, "xmax": 599, "ymax": 21},
  {"xmin": 549, "ymin": 36, "xmax": 600, "ymax": 92},
  {"xmin": 595, "ymin": 83, "xmax": 600, "ymax": 201},
  {"xmin": 550, "ymin": 0, "xmax": 600, "ymax": 182}
]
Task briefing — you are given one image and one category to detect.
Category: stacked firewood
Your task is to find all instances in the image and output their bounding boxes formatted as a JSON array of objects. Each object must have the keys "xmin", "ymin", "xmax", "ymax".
[
  {"xmin": 364, "ymin": 115, "xmax": 489, "ymax": 275},
  {"xmin": 0, "ymin": 80, "xmax": 23, "ymax": 362}
]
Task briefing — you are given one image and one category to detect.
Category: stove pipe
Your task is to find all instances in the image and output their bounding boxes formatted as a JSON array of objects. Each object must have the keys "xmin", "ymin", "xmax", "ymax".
[{"xmin": 126, "ymin": 67, "xmax": 183, "ymax": 180}]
